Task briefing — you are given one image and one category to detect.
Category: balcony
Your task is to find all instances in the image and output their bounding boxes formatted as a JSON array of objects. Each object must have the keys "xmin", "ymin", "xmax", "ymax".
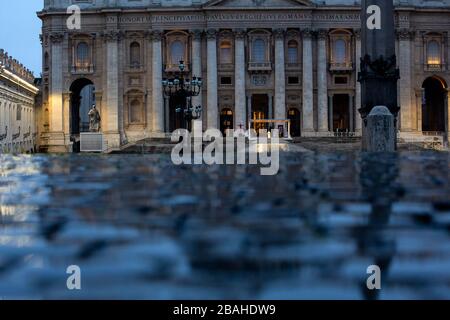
[
  {"xmin": 71, "ymin": 64, "xmax": 94, "ymax": 74},
  {"xmin": 285, "ymin": 63, "xmax": 301, "ymax": 71},
  {"xmin": 165, "ymin": 63, "xmax": 190, "ymax": 73},
  {"xmin": 329, "ymin": 61, "xmax": 353, "ymax": 73},
  {"xmin": 425, "ymin": 63, "xmax": 444, "ymax": 72},
  {"xmin": 248, "ymin": 62, "xmax": 272, "ymax": 73}
]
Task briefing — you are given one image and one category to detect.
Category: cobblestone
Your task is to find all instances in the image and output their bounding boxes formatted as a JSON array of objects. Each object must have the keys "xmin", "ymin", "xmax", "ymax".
[{"xmin": 1, "ymin": 151, "xmax": 450, "ymax": 299}]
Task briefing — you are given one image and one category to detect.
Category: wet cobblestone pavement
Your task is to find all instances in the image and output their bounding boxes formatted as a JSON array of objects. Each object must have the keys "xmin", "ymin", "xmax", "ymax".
[{"xmin": 1, "ymin": 151, "xmax": 450, "ymax": 299}]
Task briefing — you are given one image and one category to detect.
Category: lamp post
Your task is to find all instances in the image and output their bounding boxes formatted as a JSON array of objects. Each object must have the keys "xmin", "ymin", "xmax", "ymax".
[{"xmin": 162, "ymin": 60, "xmax": 203, "ymax": 131}]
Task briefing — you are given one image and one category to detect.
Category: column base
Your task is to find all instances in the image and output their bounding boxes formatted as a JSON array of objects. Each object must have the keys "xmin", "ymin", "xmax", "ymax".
[
  {"xmin": 103, "ymin": 132, "xmax": 121, "ymax": 151},
  {"xmin": 46, "ymin": 132, "xmax": 68, "ymax": 153}
]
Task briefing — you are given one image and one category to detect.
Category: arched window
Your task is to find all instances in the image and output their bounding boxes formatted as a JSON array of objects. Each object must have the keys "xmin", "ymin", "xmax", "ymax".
[
  {"xmin": 252, "ymin": 39, "xmax": 266, "ymax": 63},
  {"xmin": 130, "ymin": 99, "xmax": 142, "ymax": 123},
  {"xmin": 427, "ymin": 41, "xmax": 441, "ymax": 65},
  {"xmin": 287, "ymin": 40, "xmax": 298, "ymax": 64},
  {"xmin": 170, "ymin": 40, "xmax": 184, "ymax": 65},
  {"xmin": 334, "ymin": 39, "xmax": 346, "ymax": 64},
  {"xmin": 76, "ymin": 42, "xmax": 89, "ymax": 66},
  {"xmin": 130, "ymin": 42, "xmax": 141, "ymax": 67},
  {"xmin": 220, "ymin": 41, "xmax": 232, "ymax": 64}
]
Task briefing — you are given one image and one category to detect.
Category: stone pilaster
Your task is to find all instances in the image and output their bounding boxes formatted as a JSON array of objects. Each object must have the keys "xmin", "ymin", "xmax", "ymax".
[
  {"xmin": 151, "ymin": 30, "xmax": 164, "ymax": 134},
  {"xmin": 302, "ymin": 29, "xmax": 314, "ymax": 133},
  {"xmin": 234, "ymin": 29, "xmax": 247, "ymax": 129},
  {"xmin": 191, "ymin": 30, "xmax": 203, "ymax": 110},
  {"xmin": 397, "ymin": 29, "xmax": 415, "ymax": 132},
  {"xmin": 317, "ymin": 29, "xmax": 328, "ymax": 132},
  {"xmin": 354, "ymin": 29, "xmax": 362, "ymax": 133},
  {"xmin": 274, "ymin": 28, "xmax": 286, "ymax": 120},
  {"xmin": 207, "ymin": 29, "xmax": 218, "ymax": 129},
  {"xmin": 48, "ymin": 32, "xmax": 65, "ymax": 151},
  {"xmin": 104, "ymin": 30, "xmax": 121, "ymax": 148}
]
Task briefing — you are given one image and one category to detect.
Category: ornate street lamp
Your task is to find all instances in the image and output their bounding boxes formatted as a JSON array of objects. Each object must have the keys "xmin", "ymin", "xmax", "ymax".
[{"xmin": 162, "ymin": 60, "xmax": 203, "ymax": 131}]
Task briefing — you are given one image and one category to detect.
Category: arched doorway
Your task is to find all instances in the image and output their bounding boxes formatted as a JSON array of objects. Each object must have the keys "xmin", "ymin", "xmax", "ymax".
[
  {"xmin": 70, "ymin": 78, "xmax": 95, "ymax": 152},
  {"xmin": 220, "ymin": 108, "xmax": 233, "ymax": 134},
  {"xmin": 333, "ymin": 94, "xmax": 350, "ymax": 131},
  {"xmin": 287, "ymin": 108, "xmax": 301, "ymax": 137},
  {"xmin": 251, "ymin": 94, "xmax": 269, "ymax": 134},
  {"xmin": 422, "ymin": 76, "xmax": 447, "ymax": 132},
  {"xmin": 169, "ymin": 94, "xmax": 186, "ymax": 132}
]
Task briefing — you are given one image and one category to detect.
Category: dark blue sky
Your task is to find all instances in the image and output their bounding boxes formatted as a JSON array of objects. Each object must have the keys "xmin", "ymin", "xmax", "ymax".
[{"xmin": 0, "ymin": 1, "xmax": 42, "ymax": 75}]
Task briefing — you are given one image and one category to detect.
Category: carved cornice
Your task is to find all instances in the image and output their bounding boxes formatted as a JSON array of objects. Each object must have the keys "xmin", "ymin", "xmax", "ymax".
[{"xmin": 206, "ymin": 29, "xmax": 218, "ymax": 40}]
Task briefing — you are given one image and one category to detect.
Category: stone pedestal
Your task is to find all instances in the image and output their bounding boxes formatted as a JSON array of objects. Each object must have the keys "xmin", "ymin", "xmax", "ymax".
[{"xmin": 366, "ymin": 106, "xmax": 395, "ymax": 152}]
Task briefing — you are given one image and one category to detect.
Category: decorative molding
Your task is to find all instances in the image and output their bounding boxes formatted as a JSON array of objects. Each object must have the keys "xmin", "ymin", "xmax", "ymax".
[
  {"xmin": 102, "ymin": 30, "xmax": 122, "ymax": 42},
  {"xmin": 191, "ymin": 29, "xmax": 203, "ymax": 41}
]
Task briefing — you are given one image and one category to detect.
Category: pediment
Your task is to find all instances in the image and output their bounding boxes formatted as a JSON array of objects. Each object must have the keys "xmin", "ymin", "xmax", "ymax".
[{"xmin": 204, "ymin": 0, "xmax": 313, "ymax": 8}]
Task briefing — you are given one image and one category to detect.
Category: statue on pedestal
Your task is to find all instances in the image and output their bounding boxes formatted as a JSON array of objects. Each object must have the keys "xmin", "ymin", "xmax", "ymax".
[{"xmin": 88, "ymin": 104, "xmax": 101, "ymax": 132}]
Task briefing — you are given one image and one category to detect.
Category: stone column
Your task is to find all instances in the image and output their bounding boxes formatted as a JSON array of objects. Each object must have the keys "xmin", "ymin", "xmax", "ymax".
[
  {"xmin": 247, "ymin": 95, "xmax": 252, "ymax": 128},
  {"xmin": 104, "ymin": 30, "xmax": 121, "ymax": 148},
  {"xmin": 268, "ymin": 94, "xmax": 273, "ymax": 119},
  {"xmin": 446, "ymin": 90, "xmax": 450, "ymax": 139},
  {"xmin": 349, "ymin": 94, "xmax": 355, "ymax": 132},
  {"xmin": 317, "ymin": 29, "xmax": 329, "ymax": 132},
  {"xmin": 49, "ymin": 32, "xmax": 65, "ymax": 151},
  {"xmin": 274, "ymin": 29, "xmax": 286, "ymax": 120},
  {"xmin": 234, "ymin": 29, "xmax": 247, "ymax": 129},
  {"xmin": 206, "ymin": 29, "xmax": 218, "ymax": 129},
  {"xmin": 398, "ymin": 29, "xmax": 414, "ymax": 132},
  {"xmin": 328, "ymin": 95, "xmax": 334, "ymax": 131},
  {"xmin": 355, "ymin": 29, "xmax": 362, "ymax": 133},
  {"xmin": 302, "ymin": 29, "xmax": 314, "ymax": 133},
  {"xmin": 151, "ymin": 30, "xmax": 164, "ymax": 134},
  {"xmin": 191, "ymin": 30, "xmax": 203, "ymax": 110}
]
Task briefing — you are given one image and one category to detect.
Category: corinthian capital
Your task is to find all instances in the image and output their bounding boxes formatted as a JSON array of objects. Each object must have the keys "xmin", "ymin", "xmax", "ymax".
[
  {"xmin": 273, "ymin": 28, "xmax": 286, "ymax": 40},
  {"xmin": 190, "ymin": 29, "xmax": 203, "ymax": 41},
  {"xmin": 150, "ymin": 30, "xmax": 163, "ymax": 42},
  {"xmin": 102, "ymin": 30, "xmax": 122, "ymax": 42},
  {"xmin": 206, "ymin": 29, "xmax": 218, "ymax": 40},
  {"xmin": 301, "ymin": 29, "xmax": 313, "ymax": 39},
  {"xmin": 396, "ymin": 28, "xmax": 415, "ymax": 40},
  {"xmin": 316, "ymin": 29, "xmax": 328, "ymax": 40},
  {"xmin": 49, "ymin": 32, "xmax": 65, "ymax": 44},
  {"xmin": 234, "ymin": 29, "xmax": 247, "ymax": 40}
]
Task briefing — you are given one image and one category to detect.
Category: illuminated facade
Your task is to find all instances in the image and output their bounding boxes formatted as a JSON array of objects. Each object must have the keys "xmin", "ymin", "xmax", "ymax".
[
  {"xmin": 39, "ymin": 0, "xmax": 450, "ymax": 152},
  {"xmin": 0, "ymin": 49, "xmax": 39, "ymax": 153}
]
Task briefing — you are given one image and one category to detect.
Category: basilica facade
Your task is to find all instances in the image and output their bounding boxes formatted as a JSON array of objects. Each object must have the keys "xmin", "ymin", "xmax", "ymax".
[{"xmin": 38, "ymin": 0, "xmax": 450, "ymax": 152}]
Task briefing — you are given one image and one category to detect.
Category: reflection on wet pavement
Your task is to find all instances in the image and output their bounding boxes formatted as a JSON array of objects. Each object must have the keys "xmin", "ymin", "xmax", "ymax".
[{"xmin": 0, "ymin": 152, "xmax": 450, "ymax": 299}]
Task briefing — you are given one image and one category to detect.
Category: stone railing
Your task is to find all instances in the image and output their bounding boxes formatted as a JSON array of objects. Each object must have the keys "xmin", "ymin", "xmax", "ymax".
[
  {"xmin": 329, "ymin": 61, "xmax": 353, "ymax": 72},
  {"xmin": 0, "ymin": 126, "xmax": 8, "ymax": 141},
  {"xmin": 0, "ymin": 49, "xmax": 35, "ymax": 83},
  {"xmin": 425, "ymin": 63, "xmax": 445, "ymax": 72},
  {"xmin": 12, "ymin": 126, "xmax": 21, "ymax": 141},
  {"xmin": 248, "ymin": 62, "xmax": 272, "ymax": 72},
  {"xmin": 71, "ymin": 64, "xmax": 95, "ymax": 74}
]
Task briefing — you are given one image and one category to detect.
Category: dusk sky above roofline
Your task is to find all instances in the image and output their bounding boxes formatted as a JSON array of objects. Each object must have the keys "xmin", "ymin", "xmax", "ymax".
[{"xmin": 0, "ymin": 1, "xmax": 42, "ymax": 76}]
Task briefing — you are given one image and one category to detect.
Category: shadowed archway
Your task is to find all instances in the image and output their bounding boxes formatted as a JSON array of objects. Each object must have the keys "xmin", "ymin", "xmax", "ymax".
[{"xmin": 422, "ymin": 76, "xmax": 447, "ymax": 132}]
